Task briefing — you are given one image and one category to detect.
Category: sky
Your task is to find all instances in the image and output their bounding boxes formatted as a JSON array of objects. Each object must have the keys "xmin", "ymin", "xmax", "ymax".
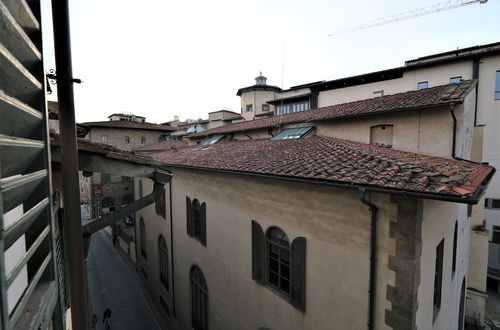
[{"xmin": 41, "ymin": 0, "xmax": 500, "ymax": 124}]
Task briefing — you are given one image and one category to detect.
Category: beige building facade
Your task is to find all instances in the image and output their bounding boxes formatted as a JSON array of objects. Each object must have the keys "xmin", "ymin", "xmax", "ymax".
[{"xmin": 132, "ymin": 80, "xmax": 494, "ymax": 329}]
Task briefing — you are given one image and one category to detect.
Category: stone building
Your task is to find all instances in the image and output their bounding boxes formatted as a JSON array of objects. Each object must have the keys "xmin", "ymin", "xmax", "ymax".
[{"xmin": 134, "ymin": 80, "xmax": 495, "ymax": 330}]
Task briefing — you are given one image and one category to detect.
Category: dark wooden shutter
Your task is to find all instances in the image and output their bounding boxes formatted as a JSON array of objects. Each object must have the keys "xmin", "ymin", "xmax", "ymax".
[
  {"xmin": 186, "ymin": 196, "xmax": 193, "ymax": 236},
  {"xmin": 251, "ymin": 220, "xmax": 265, "ymax": 284},
  {"xmin": 291, "ymin": 237, "xmax": 306, "ymax": 312},
  {"xmin": 200, "ymin": 202, "xmax": 207, "ymax": 246}
]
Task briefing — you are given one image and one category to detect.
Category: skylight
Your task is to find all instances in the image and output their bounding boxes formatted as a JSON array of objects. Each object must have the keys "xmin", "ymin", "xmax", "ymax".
[
  {"xmin": 201, "ymin": 134, "xmax": 224, "ymax": 145},
  {"xmin": 271, "ymin": 127, "xmax": 313, "ymax": 140}
]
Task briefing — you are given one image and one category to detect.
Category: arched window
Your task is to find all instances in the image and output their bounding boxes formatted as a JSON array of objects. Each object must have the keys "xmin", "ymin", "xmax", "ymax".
[
  {"xmin": 140, "ymin": 217, "xmax": 147, "ymax": 259},
  {"xmin": 191, "ymin": 266, "xmax": 208, "ymax": 330},
  {"xmin": 159, "ymin": 235, "xmax": 168, "ymax": 290},
  {"xmin": 267, "ymin": 227, "xmax": 290, "ymax": 295}
]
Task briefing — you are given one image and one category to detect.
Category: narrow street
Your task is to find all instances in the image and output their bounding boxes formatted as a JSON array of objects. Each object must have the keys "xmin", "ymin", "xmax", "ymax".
[{"xmin": 83, "ymin": 207, "xmax": 161, "ymax": 330}]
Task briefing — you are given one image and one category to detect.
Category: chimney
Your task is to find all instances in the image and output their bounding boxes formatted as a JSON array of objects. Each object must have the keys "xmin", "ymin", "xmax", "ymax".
[{"xmin": 174, "ymin": 115, "xmax": 179, "ymax": 121}]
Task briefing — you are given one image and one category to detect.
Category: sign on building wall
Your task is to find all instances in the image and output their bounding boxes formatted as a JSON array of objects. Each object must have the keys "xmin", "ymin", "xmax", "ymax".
[{"xmin": 94, "ymin": 184, "xmax": 103, "ymax": 197}]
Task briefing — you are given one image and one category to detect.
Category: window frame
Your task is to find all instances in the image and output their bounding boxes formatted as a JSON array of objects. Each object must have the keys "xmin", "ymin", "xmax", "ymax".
[
  {"xmin": 433, "ymin": 239, "xmax": 444, "ymax": 320},
  {"xmin": 271, "ymin": 126, "xmax": 313, "ymax": 140},
  {"xmin": 417, "ymin": 81, "xmax": 428, "ymax": 90},
  {"xmin": 246, "ymin": 104, "xmax": 253, "ymax": 112},
  {"xmin": 262, "ymin": 104, "xmax": 270, "ymax": 112},
  {"xmin": 495, "ymin": 70, "xmax": 500, "ymax": 100},
  {"xmin": 101, "ymin": 135, "xmax": 108, "ymax": 143},
  {"xmin": 125, "ymin": 136, "xmax": 131, "ymax": 143},
  {"xmin": 191, "ymin": 266, "xmax": 208, "ymax": 330},
  {"xmin": 141, "ymin": 136, "xmax": 146, "ymax": 144},
  {"xmin": 266, "ymin": 227, "xmax": 291, "ymax": 296},
  {"xmin": 159, "ymin": 235, "xmax": 169, "ymax": 290},
  {"xmin": 450, "ymin": 76, "xmax": 462, "ymax": 84}
]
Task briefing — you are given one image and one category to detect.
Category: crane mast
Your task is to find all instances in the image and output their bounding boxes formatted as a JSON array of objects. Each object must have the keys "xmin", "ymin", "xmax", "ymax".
[{"xmin": 328, "ymin": 0, "xmax": 488, "ymax": 36}]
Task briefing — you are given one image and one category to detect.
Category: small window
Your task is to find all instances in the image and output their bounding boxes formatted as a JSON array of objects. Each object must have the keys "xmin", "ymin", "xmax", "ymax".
[
  {"xmin": 246, "ymin": 104, "xmax": 253, "ymax": 112},
  {"xmin": 450, "ymin": 76, "xmax": 462, "ymax": 84},
  {"xmin": 101, "ymin": 135, "xmax": 108, "ymax": 143},
  {"xmin": 373, "ymin": 90, "xmax": 384, "ymax": 97},
  {"xmin": 433, "ymin": 239, "xmax": 444, "ymax": 320},
  {"xmin": 495, "ymin": 71, "xmax": 500, "ymax": 100},
  {"xmin": 101, "ymin": 173, "xmax": 111, "ymax": 183},
  {"xmin": 271, "ymin": 127, "xmax": 313, "ymax": 140},
  {"xmin": 262, "ymin": 104, "xmax": 270, "ymax": 112},
  {"xmin": 417, "ymin": 81, "xmax": 428, "ymax": 90},
  {"xmin": 125, "ymin": 136, "xmax": 130, "ymax": 143},
  {"xmin": 370, "ymin": 124, "xmax": 393, "ymax": 148},
  {"xmin": 493, "ymin": 226, "xmax": 500, "ymax": 244},
  {"xmin": 141, "ymin": 136, "xmax": 146, "ymax": 144},
  {"xmin": 201, "ymin": 134, "xmax": 224, "ymax": 145}
]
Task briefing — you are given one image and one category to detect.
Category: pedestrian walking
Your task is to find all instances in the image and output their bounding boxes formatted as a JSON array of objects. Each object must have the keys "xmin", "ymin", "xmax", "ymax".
[{"xmin": 102, "ymin": 307, "xmax": 112, "ymax": 329}]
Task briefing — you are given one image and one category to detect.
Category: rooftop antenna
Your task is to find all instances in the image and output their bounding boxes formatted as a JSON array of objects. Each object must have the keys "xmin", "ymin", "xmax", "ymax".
[{"xmin": 328, "ymin": 0, "xmax": 488, "ymax": 36}]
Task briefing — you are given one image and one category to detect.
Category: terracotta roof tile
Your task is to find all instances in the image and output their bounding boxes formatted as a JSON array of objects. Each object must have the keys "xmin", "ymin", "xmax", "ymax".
[
  {"xmin": 134, "ymin": 139, "xmax": 187, "ymax": 152},
  {"xmin": 153, "ymin": 135, "xmax": 494, "ymax": 201},
  {"xmin": 81, "ymin": 120, "xmax": 176, "ymax": 132},
  {"xmin": 190, "ymin": 80, "xmax": 477, "ymax": 138}
]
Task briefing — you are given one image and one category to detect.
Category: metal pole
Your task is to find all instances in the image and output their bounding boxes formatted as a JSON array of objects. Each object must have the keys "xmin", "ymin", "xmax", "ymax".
[{"xmin": 51, "ymin": 1, "xmax": 89, "ymax": 329}]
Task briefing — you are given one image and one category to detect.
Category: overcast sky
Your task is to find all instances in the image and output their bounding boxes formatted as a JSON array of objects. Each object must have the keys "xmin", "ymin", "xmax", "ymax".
[{"xmin": 41, "ymin": 0, "xmax": 500, "ymax": 124}]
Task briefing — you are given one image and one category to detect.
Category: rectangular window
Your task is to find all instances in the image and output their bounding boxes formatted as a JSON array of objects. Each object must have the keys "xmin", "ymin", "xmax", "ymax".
[
  {"xmin": 450, "ymin": 76, "xmax": 462, "ymax": 84},
  {"xmin": 485, "ymin": 198, "xmax": 500, "ymax": 209},
  {"xmin": 125, "ymin": 136, "xmax": 130, "ymax": 143},
  {"xmin": 493, "ymin": 226, "xmax": 500, "ymax": 244},
  {"xmin": 417, "ymin": 81, "xmax": 428, "ymax": 90},
  {"xmin": 141, "ymin": 136, "xmax": 146, "ymax": 144},
  {"xmin": 495, "ymin": 71, "xmax": 500, "ymax": 100},
  {"xmin": 262, "ymin": 104, "xmax": 270, "ymax": 111},
  {"xmin": 155, "ymin": 189, "xmax": 166, "ymax": 219},
  {"xmin": 373, "ymin": 90, "xmax": 384, "ymax": 97},
  {"xmin": 271, "ymin": 126, "xmax": 314, "ymax": 140},
  {"xmin": 246, "ymin": 104, "xmax": 253, "ymax": 112},
  {"xmin": 201, "ymin": 134, "xmax": 224, "ymax": 145},
  {"xmin": 433, "ymin": 239, "xmax": 444, "ymax": 320},
  {"xmin": 101, "ymin": 135, "xmax": 108, "ymax": 143}
]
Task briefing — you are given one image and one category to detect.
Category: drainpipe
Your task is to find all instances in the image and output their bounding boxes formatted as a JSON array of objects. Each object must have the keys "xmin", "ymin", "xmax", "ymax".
[
  {"xmin": 450, "ymin": 104, "xmax": 457, "ymax": 159},
  {"xmin": 51, "ymin": 1, "xmax": 88, "ymax": 328},
  {"xmin": 360, "ymin": 189, "xmax": 378, "ymax": 330}
]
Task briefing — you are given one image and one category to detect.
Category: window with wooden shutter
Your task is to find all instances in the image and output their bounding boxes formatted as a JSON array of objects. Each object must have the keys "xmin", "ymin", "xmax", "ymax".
[
  {"xmin": 291, "ymin": 237, "xmax": 306, "ymax": 312},
  {"xmin": 140, "ymin": 217, "xmax": 147, "ymax": 259},
  {"xmin": 251, "ymin": 220, "xmax": 265, "ymax": 284},
  {"xmin": 159, "ymin": 235, "xmax": 168, "ymax": 291},
  {"xmin": 200, "ymin": 202, "xmax": 207, "ymax": 246},
  {"xmin": 191, "ymin": 266, "xmax": 208, "ymax": 330},
  {"xmin": 186, "ymin": 196, "xmax": 193, "ymax": 236},
  {"xmin": 452, "ymin": 222, "xmax": 457, "ymax": 275}
]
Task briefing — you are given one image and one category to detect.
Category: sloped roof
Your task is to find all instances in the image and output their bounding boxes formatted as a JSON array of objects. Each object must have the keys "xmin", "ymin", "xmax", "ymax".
[
  {"xmin": 153, "ymin": 135, "xmax": 494, "ymax": 203},
  {"xmin": 80, "ymin": 120, "xmax": 176, "ymax": 132},
  {"xmin": 134, "ymin": 139, "xmax": 188, "ymax": 152},
  {"xmin": 190, "ymin": 80, "xmax": 477, "ymax": 139}
]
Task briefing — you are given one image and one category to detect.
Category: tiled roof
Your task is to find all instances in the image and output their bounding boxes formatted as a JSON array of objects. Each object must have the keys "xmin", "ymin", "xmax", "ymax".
[
  {"xmin": 153, "ymin": 135, "xmax": 494, "ymax": 202},
  {"xmin": 134, "ymin": 139, "xmax": 187, "ymax": 152},
  {"xmin": 190, "ymin": 80, "xmax": 477, "ymax": 138},
  {"xmin": 80, "ymin": 120, "xmax": 176, "ymax": 132}
]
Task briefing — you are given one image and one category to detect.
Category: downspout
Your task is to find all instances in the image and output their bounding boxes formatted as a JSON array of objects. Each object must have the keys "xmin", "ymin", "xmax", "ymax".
[
  {"xmin": 472, "ymin": 57, "xmax": 480, "ymax": 126},
  {"xmin": 360, "ymin": 189, "xmax": 378, "ymax": 330},
  {"xmin": 169, "ymin": 181, "xmax": 176, "ymax": 317},
  {"xmin": 51, "ymin": 1, "xmax": 88, "ymax": 328},
  {"xmin": 450, "ymin": 104, "xmax": 457, "ymax": 159}
]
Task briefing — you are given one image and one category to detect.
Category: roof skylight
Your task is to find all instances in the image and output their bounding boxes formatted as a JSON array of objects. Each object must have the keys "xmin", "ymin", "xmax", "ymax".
[
  {"xmin": 271, "ymin": 127, "xmax": 313, "ymax": 140},
  {"xmin": 201, "ymin": 134, "xmax": 224, "ymax": 145}
]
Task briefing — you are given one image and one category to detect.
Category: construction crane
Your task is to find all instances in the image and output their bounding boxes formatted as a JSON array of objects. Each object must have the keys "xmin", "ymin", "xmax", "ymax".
[{"xmin": 328, "ymin": 0, "xmax": 488, "ymax": 36}]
